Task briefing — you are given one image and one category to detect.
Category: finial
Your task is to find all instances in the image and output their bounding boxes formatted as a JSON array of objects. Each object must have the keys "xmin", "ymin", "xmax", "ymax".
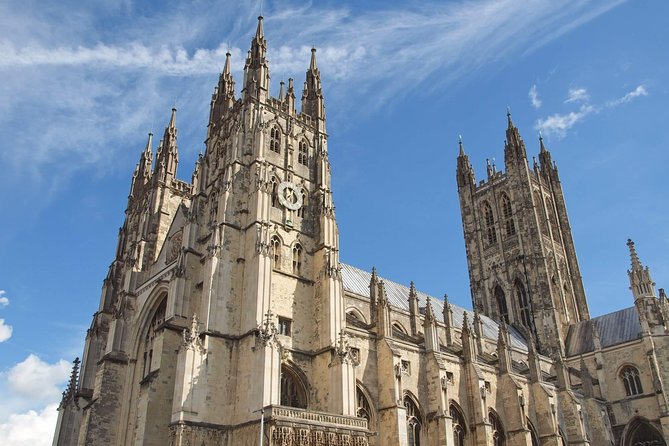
[
  {"xmin": 223, "ymin": 51, "xmax": 232, "ymax": 75},
  {"xmin": 458, "ymin": 135, "xmax": 465, "ymax": 156},
  {"xmin": 539, "ymin": 132, "xmax": 548, "ymax": 152},
  {"xmin": 169, "ymin": 107, "xmax": 177, "ymax": 128},
  {"xmin": 309, "ymin": 47, "xmax": 318, "ymax": 70},
  {"xmin": 279, "ymin": 80, "xmax": 285, "ymax": 101},
  {"xmin": 627, "ymin": 238, "xmax": 643, "ymax": 271},
  {"xmin": 506, "ymin": 107, "xmax": 514, "ymax": 128},
  {"xmin": 462, "ymin": 311, "xmax": 470, "ymax": 331},
  {"xmin": 255, "ymin": 15, "xmax": 264, "ymax": 39}
]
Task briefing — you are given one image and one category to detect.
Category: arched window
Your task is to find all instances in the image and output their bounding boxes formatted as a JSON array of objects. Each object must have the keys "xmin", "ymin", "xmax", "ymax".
[
  {"xmin": 298, "ymin": 140, "xmax": 308, "ymax": 166},
  {"xmin": 546, "ymin": 198, "xmax": 560, "ymax": 237},
  {"xmin": 624, "ymin": 418, "xmax": 666, "ymax": 446},
  {"xmin": 404, "ymin": 395, "xmax": 422, "ymax": 446},
  {"xmin": 280, "ymin": 364, "xmax": 307, "ymax": 409},
  {"xmin": 142, "ymin": 298, "xmax": 166, "ymax": 379},
  {"xmin": 297, "ymin": 192, "xmax": 307, "ymax": 219},
  {"xmin": 494, "ymin": 285, "xmax": 509, "ymax": 323},
  {"xmin": 621, "ymin": 366, "xmax": 643, "ymax": 396},
  {"xmin": 292, "ymin": 244, "xmax": 302, "ymax": 274},
  {"xmin": 516, "ymin": 280, "xmax": 532, "ymax": 329},
  {"xmin": 271, "ymin": 178, "xmax": 279, "ymax": 208},
  {"xmin": 392, "ymin": 322, "xmax": 408, "ymax": 335},
  {"xmin": 449, "ymin": 403, "xmax": 467, "ymax": 446},
  {"xmin": 271, "ymin": 236, "xmax": 282, "ymax": 268},
  {"xmin": 528, "ymin": 419, "xmax": 539, "ymax": 446},
  {"xmin": 501, "ymin": 193, "xmax": 516, "ymax": 236},
  {"xmin": 270, "ymin": 126, "xmax": 281, "ymax": 154},
  {"xmin": 534, "ymin": 191, "xmax": 549, "ymax": 236},
  {"xmin": 489, "ymin": 410, "xmax": 506, "ymax": 446},
  {"xmin": 356, "ymin": 385, "xmax": 372, "ymax": 423},
  {"xmin": 483, "ymin": 201, "xmax": 497, "ymax": 245}
]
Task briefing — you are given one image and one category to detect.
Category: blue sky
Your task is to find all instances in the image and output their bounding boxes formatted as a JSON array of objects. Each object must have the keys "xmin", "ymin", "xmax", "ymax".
[{"xmin": 0, "ymin": 0, "xmax": 667, "ymax": 442}]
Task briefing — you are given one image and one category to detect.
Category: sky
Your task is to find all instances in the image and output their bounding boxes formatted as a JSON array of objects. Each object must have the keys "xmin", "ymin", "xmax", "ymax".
[{"xmin": 0, "ymin": 0, "xmax": 667, "ymax": 443}]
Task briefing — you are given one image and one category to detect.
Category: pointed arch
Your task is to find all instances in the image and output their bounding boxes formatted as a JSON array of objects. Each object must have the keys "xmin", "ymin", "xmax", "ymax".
[
  {"xmin": 292, "ymin": 243, "xmax": 303, "ymax": 275},
  {"xmin": 482, "ymin": 201, "xmax": 497, "ymax": 245},
  {"xmin": 494, "ymin": 285, "xmax": 509, "ymax": 324},
  {"xmin": 489, "ymin": 409, "xmax": 506, "ymax": 446},
  {"xmin": 404, "ymin": 392, "xmax": 422, "ymax": 446},
  {"xmin": 622, "ymin": 417, "xmax": 666, "ymax": 446},
  {"xmin": 392, "ymin": 321, "xmax": 409, "ymax": 335},
  {"xmin": 271, "ymin": 177, "xmax": 280, "ymax": 208},
  {"xmin": 280, "ymin": 363, "xmax": 308, "ymax": 409},
  {"xmin": 527, "ymin": 419, "xmax": 540, "ymax": 446},
  {"xmin": 269, "ymin": 125, "xmax": 281, "ymax": 154},
  {"xmin": 515, "ymin": 279, "xmax": 532, "ymax": 329},
  {"xmin": 500, "ymin": 193, "xmax": 516, "ymax": 236},
  {"xmin": 619, "ymin": 365, "xmax": 644, "ymax": 396},
  {"xmin": 297, "ymin": 190, "xmax": 307, "ymax": 218},
  {"xmin": 271, "ymin": 235, "xmax": 282, "ymax": 268},
  {"xmin": 298, "ymin": 138, "xmax": 309, "ymax": 166},
  {"xmin": 449, "ymin": 401, "xmax": 467, "ymax": 446},
  {"xmin": 356, "ymin": 382, "xmax": 374, "ymax": 425},
  {"xmin": 346, "ymin": 307, "xmax": 367, "ymax": 325}
]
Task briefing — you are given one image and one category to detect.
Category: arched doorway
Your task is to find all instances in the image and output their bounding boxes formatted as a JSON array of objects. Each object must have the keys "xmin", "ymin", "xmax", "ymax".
[{"xmin": 624, "ymin": 418, "xmax": 666, "ymax": 446}]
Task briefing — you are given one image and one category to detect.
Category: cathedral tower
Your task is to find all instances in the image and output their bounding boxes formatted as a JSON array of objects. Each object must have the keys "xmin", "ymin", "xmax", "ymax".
[
  {"xmin": 456, "ymin": 114, "xmax": 590, "ymax": 354},
  {"xmin": 54, "ymin": 17, "xmax": 365, "ymax": 446}
]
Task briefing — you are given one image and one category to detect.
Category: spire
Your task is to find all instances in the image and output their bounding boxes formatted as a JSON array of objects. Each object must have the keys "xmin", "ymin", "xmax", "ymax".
[
  {"xmin": 504, "ymin": 108, "xmax": 528, "ymax": 164},
  {"xmin": 408, "ymin": 281, "xmax": 420, "ymax": 335},
  {"xmin": 442, "ymin": 293, "xmax": 454, "ymax": 345},
  {"xmin": 497, "ymin": 322, "xmax": 511, "ymax": 374},
  {"xmin": 538, "ymin": 133, "xmax": 555, "ymax": 173},
  {"xmin": 243, "ymin": 16, "xmax": 269, "ymax": 101},
  {"xmin": 527, "ymin": 336, "xmax": 542, "ymax": 383},
  {"xmin": 210, "ymin": 53, "xmax": 236, "ymax": 126},
  {"xmin": 627, "ymin": 238, "xmax": 643, "ymax": 271},
  {"xmin": 456, "ymin": 135, "xmax": 475, "ymax": 188},
  {"xmin": 279, "ymin": 81, "xmax": 285, "ymax": 101},
  {"xmin": 627, "ymin": 238, "xmax": 657, "ymax": 301},
  {"xmin": 301, "ymin": 47, "xmax": 325, "ymax": 122},
  {"xmin": 155, "ymin": 108, "xmax": 178, "ymax": 183},
  {"xmin": 423, "ymin": 296, "xmax": 439, "ymax": 352}
]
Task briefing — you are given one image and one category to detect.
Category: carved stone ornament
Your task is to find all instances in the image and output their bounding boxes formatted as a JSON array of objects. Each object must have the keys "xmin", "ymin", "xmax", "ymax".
[
  {"xmin": 256, "ymin": 310, "xmax": 278, "ymax": 348},
  {"xmin": 333, "ymin": 329, "xmax": 352, "ymax": 364},
  {"xmin": 167, "ymin": 230, "xmax": 183, "ymax": 264},
  {"xmin": 182, "ymin": 314, "xmax": 205, "ymax": 353}
]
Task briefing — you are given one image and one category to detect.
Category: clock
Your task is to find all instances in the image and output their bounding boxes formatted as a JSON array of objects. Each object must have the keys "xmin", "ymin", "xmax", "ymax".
[{"xmin": 277, "ymin": 181, "xmax": 303, "ymax": 211}]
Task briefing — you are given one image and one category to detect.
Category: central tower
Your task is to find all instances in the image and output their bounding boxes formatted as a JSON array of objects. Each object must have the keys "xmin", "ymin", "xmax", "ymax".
[{"xmin": 456, "ymin": 114, "xmax": 590, "ymax": 354}]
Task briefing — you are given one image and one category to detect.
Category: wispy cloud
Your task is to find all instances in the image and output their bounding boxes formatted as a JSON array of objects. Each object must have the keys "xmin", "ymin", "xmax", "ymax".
[
  {"xmin": 607, "ymin": 85, "xmax": 648, "ymax": 107},
  {"xmin": 529, "ymin": 84, "xmax": 542, "ymax": 108},
  {"xmin": 565, "ymin": 87, "xmax": 589, "ymax": 103},
  {"xmin": 0, "ymin": 320, "xmax": 11, "ymax": 343},
  {"xmin": 536, "ymin": 84, "xmax": 648, "ymax": 137},
  {"xmin": 0, "ymin": 0, "xmax": 629, "ymax": 213},
  {"xmin": 535, "ymin": 105, "xmax": 596, "ymax": 138},
  {"xmin": 0, "ymin": 291, "xmax": 8, "ymax": 307}
]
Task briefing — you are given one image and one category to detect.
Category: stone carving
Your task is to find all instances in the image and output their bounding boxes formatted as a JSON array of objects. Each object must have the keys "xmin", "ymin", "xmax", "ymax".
[
  {"xmin": 256, "ymin": 310, "xmax": 278, "ymax": 348},
  {"xmin": 182, "ymin": 314, "xmax": 204, "ymax": 353}
]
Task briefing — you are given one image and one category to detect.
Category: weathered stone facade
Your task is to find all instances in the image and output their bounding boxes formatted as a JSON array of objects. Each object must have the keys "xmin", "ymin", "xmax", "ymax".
[{"xmin": 53, "ymin": 17, "xmax": 669, "ymax": 446}]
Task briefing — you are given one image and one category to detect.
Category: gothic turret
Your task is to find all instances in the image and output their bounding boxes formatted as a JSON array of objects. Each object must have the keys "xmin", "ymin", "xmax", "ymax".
[
  {"xmin": 209, "ymin": 51, "xmax": 236, "ymax": 127},
  {"xmin": 456, "ymin": 137, "xmax": 475, "ymax": 188},
  {"xmin": 154, "ymin": 108, "xmax": 178, "ymax": 183},
  {"xmin": 628, "ymin": 239, "xmax": 657, "ymax": 300},
  {"xmin": 302, "ymin": 48, "xmax": 325, "ymax": 124},
  {"xmin": 242, "ymin": 16, "xmax": 270, "ymax": 101},
  {"xmin": 504, "ymin": 110, "xmax": 528, "ymax": 166},
  {"xmin": 130, "ymin": 132, "xmax": 153, "ymax": 198}
]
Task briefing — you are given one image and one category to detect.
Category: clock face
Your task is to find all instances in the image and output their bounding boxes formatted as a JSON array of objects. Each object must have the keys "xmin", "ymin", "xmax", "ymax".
[{"xmin": 277, "ymin": 181, "xmax": 303, "ymax": 211}]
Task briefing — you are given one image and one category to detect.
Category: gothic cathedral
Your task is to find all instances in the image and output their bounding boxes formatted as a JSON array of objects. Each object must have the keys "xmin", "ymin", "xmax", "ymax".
[{"xmin": 53, "ymin": 17, "xmax": 669, "ymax": 446}]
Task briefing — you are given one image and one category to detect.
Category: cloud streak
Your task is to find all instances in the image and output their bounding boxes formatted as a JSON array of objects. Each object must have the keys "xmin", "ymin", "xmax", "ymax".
[
  {"xmin": 536, "ymin": 85, "xmax": 648, "ymax": 137},
  {"xmin": 529, "ymin": 84, "xmax": 542, "ymax": 108}
]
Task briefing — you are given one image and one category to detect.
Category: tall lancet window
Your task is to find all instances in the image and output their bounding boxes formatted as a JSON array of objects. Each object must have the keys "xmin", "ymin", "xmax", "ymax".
[
  {"xmin": 501, "ymin": 193, "xmax": 515, "ymax": 236},
  {"xmin": 297, "ymin": 192, "xmax": 307, "ymax": 219},
  {"xmin": 142, "ymin": 298, "xmax": 166, "ymax": 379},
  {"xmin": 270, "ymin": 126, "xmax": 281, "ymax": 154},
  {"xmin": 494, "ymin": 286, "xmax": 509, "ymax": 324},
  {"xmin": 298, "ymin": 139, "xmax": 308, "ymax": 166},
  {"xmin": 489, "ymin": 410, "xmax": 506, "ymax": 446},
  {"xmin": 515, "ymin": 280, "xmax": 532, "ymax": 329},
  {"xmin": 404, "ymin": 395, "xmax": 422, "ymax": 446},
  {"xmin": 271, "ymin": 178, "xmax": 279, "ymax": 208},
  {"xmin": 271, "ymin": 236, "xmax": 282, "ymax": 268},
  {"xmin": 292, "ymin": 244, "xmax": 302, "ymax": 275},
  {"xmin": 449, "ymin": 403, "xmax": 467, "ymax": 446},
  {"xmin": 483, "ymin": 201, "xmax": 497, "ymax": 245}
]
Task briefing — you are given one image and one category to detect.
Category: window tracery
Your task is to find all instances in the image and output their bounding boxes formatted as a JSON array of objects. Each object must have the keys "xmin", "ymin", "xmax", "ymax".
[
  {"xmin": 516, "ymin": 280, "xmax": 532, "ymax": 329},
  {"xmin": 292, "ymin": 244, "xmax": 303, "ymax": 274},
  {"xmin": 280, "ymin": 365, "xmax": 307, "ymax": 409},
  {"xmin": 141, "ymin": 298, "xmax": 166, "ymax": 379},
  {"xmin": 489, "ymin": 410, "xmax": 505, "ymax": 446},
  {"xmin": 621, "ymin": 365, "xmax": 643, "ymax": 396},
  {"xmin": 270, "ymin": 126, "xmax": 281, "ymax": 154},
  {"xmin": 271, "ymin": 236, "xmax": 282, "ymax": 267},
  {"xmin": 483, "ymin": 201, "xmax": 497, "ymax": 245},
  {"xmin": 404, "ymin": 395, "xmax": 421, "ymax": 446},
  {"xmin": 501, "ymin": 193, "xmax": 516, "ymax": 236},
  {"xmin": 449, "ymin": 403, "xmax": 466, "ymax": 446},
  {"xmin": 298, "ymin": 140, "xmax": 308, "ymax": 166},
  {"xmin": 494, "ymin": 285, "xmax": 509, "ymax": 323}
]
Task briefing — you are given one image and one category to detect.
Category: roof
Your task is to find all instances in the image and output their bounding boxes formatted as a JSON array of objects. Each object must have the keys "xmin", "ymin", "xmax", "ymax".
[
  {"xmin": 565, "ymin": 306, "xmax": 642, "ymax": 356},
  {"xmin": 340, "ymin": 263, "xmax": 529, "ymax": 351}
]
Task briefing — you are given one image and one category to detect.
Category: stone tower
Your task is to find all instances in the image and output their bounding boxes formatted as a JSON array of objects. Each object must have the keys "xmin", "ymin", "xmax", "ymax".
[
  {"xmin": 456, "ymin": 113, "xmax": 590, "ymax": 354},
  {"xmin": 54, "ymin": 16, "xmax": 365, "ymax": 446}
]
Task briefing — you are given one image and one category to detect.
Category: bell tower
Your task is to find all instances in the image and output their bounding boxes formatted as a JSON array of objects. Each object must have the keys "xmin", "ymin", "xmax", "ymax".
[{"xmin": 456, "ymin": 113, "xmax": 590, "ymax": 354}]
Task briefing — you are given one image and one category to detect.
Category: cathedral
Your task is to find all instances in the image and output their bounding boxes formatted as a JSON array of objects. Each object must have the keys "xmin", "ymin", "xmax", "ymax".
[{"xmin": 53, "ymin": 16, "xmax": 669, "ymax": 446}]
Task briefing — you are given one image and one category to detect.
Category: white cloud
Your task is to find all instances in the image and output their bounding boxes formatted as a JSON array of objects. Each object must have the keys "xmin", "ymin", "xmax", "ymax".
[
  {"xmin": 535, "ymin": 104, "xmax": 595, "ymax": 137},
  {"xmin": 607, "ymin": 85, "xmax": 648, "ymax": 107},
  {"xmin": 565, "ymin": 87, "xmax": 589, "ymax": 103},
  {"xmin": 0, "ymin": 319, "xmax": 11, "ymax": 342},
  {"xmin": 529, "ymin": 84, "xmax": 542, "ymax": 108},
  {"xmin": 0, "ymin": 290, "xmax": 8, "ymax": 307},
  {"xmin": 6, "ymin": 355, "xmax": 70, "ymax": 402},
  {"xmin": 0, "ymin": 403, "xmax": 59, "ymax": 446}
]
